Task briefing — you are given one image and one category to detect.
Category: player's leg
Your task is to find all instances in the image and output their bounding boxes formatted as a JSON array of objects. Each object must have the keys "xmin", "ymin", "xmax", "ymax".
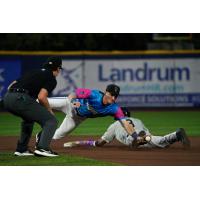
[
  {"xmin": 48, "ymin": 97, "xmax": 70, "ymax": 114},
  {"xmin": 53, "ymin": 115, "xmax": 85, "ymax": 139},
  {"xmin": 138, "ymin": 130, "xmax": 178, "ymax": 148},
  {"xmin": 53, "ymin": 115, "xmax": 75, "ymax": 139},
  {"xmin": 153, "ymin": 128, "xmax": 190, "ymax": 148},
  {"xmin": 143, "ymin": 135, "xmax": 171, "ymax": 148},
  {"xmin": 139, "ymin": 128, "xmax": 190, "ymax": 148},
  {"xmin": 132, "ymin": 118, "xmax": 176, "ymax": 148},
  {"xmin": 165, "ymin": 128, "xmax": 191, "ymax": 148}
]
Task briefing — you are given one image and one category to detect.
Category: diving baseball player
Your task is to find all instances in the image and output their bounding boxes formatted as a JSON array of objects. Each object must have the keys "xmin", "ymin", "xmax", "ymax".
[
  {"xmin": 63, "ymin": 107, "xmax": 191, "ymax": 149},
  {"xmin": 36, "ymin": 84, "xmax": 141, "ymax": 145}
]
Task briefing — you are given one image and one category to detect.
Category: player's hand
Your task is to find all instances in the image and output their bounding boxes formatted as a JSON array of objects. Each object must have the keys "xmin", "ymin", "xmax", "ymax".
[
  {"xmin": 72, "ymin": 102, "xmax": 81, "ymax": 108},
  {"xmin": 131, "ymin": 132, "xmax": 151, "ymax": 148}
]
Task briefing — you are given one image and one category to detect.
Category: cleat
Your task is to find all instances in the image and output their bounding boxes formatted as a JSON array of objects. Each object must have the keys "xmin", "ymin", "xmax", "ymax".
[{"xmin": 176, "ymin": 128, "xmax": 191, "ymax": 149}]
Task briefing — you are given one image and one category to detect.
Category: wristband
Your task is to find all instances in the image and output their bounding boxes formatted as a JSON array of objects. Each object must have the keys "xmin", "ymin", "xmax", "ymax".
[
  {"xmin": 87, "ymin": 140, "xmax": 96, "ymax": 146},
  {"xmin": 131, "ymin": 131, "xmax": 138, "ymax": 140}
]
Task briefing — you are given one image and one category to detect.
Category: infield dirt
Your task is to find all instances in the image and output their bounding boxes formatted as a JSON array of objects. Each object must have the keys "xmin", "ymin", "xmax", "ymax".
[{"xmin": 0, "ymin": 136, "xmax": 200, "ymax": 165}]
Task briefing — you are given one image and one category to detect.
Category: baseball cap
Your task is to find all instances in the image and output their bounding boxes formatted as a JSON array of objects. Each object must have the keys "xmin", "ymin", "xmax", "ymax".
[
  {"xmin": 106, "ymin": 84, "xmax": 120, "ymax": 98},
  {"xmin": 44, "ymin": 56, "xmax": 63, "ymax": 69}
]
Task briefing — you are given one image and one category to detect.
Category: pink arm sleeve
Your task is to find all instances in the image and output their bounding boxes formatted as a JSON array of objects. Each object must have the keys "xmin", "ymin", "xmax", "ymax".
[
  {"xmin": 114, "ymin": 107, "xmax": 125, "ymax": 120},
  {"xmin": 75, "ymin": 88, "xmax": 92, "ymax": 99}
]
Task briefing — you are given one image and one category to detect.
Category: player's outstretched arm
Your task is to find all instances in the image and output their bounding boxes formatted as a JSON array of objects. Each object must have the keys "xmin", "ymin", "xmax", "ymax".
[
  {"xmin": 64, "ymin": 140, "xmax": 95, "ymax": 148},
  {"xmin": 63, "ymin": 139, "xmax": 107, "ymax": 148},
  {"xmin": 121, "ymin": 119, "xmax": 136, "ymax": 136}
]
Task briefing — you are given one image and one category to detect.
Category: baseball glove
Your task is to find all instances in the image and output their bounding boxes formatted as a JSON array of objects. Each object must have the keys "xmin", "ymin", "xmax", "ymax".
[{"xmin": 131, "ymin": 131, "xmax": 151, "ymax": 148}]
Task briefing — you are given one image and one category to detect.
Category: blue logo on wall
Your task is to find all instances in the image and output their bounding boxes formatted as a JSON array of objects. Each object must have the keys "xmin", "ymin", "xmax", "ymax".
[
  {"xmin": 0, "ymin": 60, "xmax": 21, "ymax": 98},
  {"xmin": 55, "ymin": 64, "xmax": 82, "ymax": 96}
]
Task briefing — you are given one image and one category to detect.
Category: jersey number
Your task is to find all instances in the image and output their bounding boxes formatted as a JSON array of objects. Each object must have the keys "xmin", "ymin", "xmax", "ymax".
[{"xmin": 126, "ymin": 119, "xmax": 135, "ymax": 128}]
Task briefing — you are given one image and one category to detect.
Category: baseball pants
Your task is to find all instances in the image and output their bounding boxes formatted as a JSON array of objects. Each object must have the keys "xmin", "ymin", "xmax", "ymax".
[
  {"xmin": 101, "ymin": 119, "xmax": 178, "ymax": 148},
  {"xmin": 48, "ymin": 97, "xmax": 85, "ymax": 139},
  {"xmin": 3, "ymin": 92, "xmax": 58, "ymax": 151}
]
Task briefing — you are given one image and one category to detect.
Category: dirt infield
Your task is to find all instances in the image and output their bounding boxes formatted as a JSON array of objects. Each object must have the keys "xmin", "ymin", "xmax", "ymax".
[{"xmin": 0, "ymin": 136, "xmax": 200, "ymax": 165}]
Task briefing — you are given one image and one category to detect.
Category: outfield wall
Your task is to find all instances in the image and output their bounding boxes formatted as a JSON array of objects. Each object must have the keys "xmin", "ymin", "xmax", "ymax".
[{"xmin": 0, "ymin": 50, "xmax": 200, "ymax": 107}]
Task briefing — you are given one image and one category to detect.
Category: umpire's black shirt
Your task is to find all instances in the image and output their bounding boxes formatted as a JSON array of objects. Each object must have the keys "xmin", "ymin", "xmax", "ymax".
[{"xmin": 11, "ymin": 68, "xmax": 57, "ymax": 99}]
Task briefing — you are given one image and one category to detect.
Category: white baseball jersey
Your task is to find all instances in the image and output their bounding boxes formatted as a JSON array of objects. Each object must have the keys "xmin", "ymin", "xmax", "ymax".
[{"xmin": 101, "ymin": 117, "xmax": 178, "ymax": 148}]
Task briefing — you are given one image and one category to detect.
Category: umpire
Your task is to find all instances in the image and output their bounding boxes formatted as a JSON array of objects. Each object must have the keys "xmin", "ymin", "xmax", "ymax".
[{"xmin": 3, "ymin": 56, "xmax": 62, "ymax": 157}]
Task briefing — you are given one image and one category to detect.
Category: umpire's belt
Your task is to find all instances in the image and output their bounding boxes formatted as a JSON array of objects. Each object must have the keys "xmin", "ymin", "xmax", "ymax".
[{"xmin": 8, "ymin": 88, "xmax": 29, "ymax": 94}]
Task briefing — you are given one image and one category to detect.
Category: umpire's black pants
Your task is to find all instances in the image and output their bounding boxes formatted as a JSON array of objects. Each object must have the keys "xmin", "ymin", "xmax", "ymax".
[{"xmin": 3, "ymin": 92, "xmax": 58, "ymax": 152}]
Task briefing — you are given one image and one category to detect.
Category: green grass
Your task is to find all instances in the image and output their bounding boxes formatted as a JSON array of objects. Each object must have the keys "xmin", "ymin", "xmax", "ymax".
[
  {"xmin": 0, "ymin": 111, "xmax": 200, "ymax": 166},
  {"xmin": 0, "ymin": 152, "xmax": 118, "ymax": 166},
  {"xmin": 0, "ymin": 111, "xmax": 200, "ymax": 136},
  {"xmin": 135, "ymin": 111, "xmax": 200, "ymax": 136}
]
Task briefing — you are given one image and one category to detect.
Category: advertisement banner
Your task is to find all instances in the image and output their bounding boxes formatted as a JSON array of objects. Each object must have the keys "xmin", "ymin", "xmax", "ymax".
[
  {"xmin": 52, "ymin": 60, "xmax": 84, "ymax": 96},
  {"xmin": 53, "ymin": 57, "xmax": 200, "ymax": 107},
  {"xmin": 0, "ymin": 60, "xmax": 21, "ymax": 99}
]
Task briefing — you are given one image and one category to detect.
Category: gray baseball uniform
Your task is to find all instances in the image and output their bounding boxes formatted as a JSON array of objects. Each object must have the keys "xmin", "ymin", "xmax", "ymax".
[{"xmin": 101, "ymin": 117, "xmax": 178, "ymax": 148}]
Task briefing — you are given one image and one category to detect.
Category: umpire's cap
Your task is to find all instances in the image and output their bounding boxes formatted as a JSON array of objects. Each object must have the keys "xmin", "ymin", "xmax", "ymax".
[
  {"xmin": 106, "ymin": 84, "xmax": 120, "ymax": 98},
  {"xmin": 43, "ymin": 56, "xmax": 62, "ymax": 70},
  {"xmin": 121, "ymin": 107, "xmax": 131, "ymax": 117}
]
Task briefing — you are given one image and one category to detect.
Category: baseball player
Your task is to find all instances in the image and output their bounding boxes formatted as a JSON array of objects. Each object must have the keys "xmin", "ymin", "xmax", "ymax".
[
  {"xmin": 63, "ymin": 107, "xmax": 191, "ymax": 149},
  {"xmin": 36, "ymin": 84, "xmax": 141, "ymax": 145}
]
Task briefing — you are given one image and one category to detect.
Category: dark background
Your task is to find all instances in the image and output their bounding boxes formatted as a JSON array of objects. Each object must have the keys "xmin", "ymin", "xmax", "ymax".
[{"xmin": 0, "ymin": 33, "xmax": 199, "ymax": 51}]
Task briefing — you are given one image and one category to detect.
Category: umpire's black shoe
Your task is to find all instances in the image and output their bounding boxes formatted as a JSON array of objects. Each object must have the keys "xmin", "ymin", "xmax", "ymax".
[
  {"xmin": 34, "ymin": 149, "xmax": 59, "ymax": 157},
  {"xmin": 176, "ymin": 128, "xmax": 191, "ymax": 149}
]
